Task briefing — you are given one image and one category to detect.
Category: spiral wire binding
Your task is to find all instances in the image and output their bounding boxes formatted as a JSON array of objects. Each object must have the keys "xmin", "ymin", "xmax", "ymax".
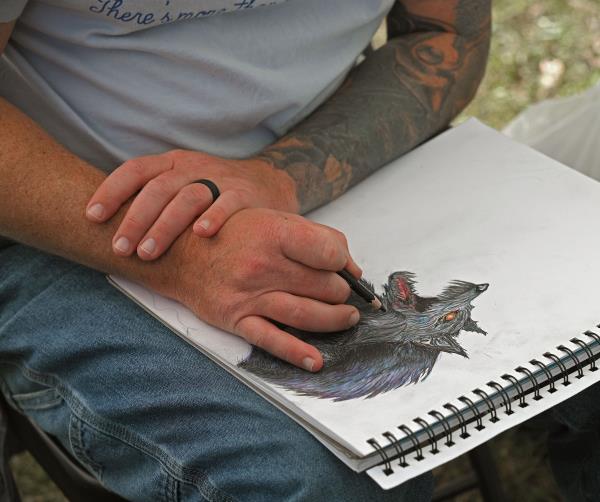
[
  {"xmin": 585, "ymin": 329, "xmax": 600, "ymax": 345},
  {"xmin": 367, "ymin": 330, "xmax": 600, "ymax": 476},
  {"xmin": 473, "ymin": 388, "xmax": 499, "ymax": 422},
  {"xmin": 398, "ymin": 425, "xmax": 424, "ymax": 461},
  {"xmin": 428, "ymin": 410, "xmax": 454, "ymax": 446},
  {"xmin": 558, "ymin": 345, "xmax": 584, "ymax": 379},
  {"xmin": 458, "ymin": 396, "xmax": 485, "ymax": 430},
  {"xmin": 530, "ymin": 359, "xmax": 556, "ymax": 393},
  {"xmin": 383, "ymin": 431, "xmax": 408, "ymax": 468},
  {"xmin": 516, "ymin": 366, "xmax": 542, "ymax": 401},
  {"xmin": 444, "ymin": 403, "xmax": 470, "ymax": 439},
  {"xmin": 501, "ymin": 374, "xmax": 528, "ymax": 408},
  {"xmin": 571, "ymin": 337, "xmax": 596, "ymax": 371},
  {"xmin": 544, "ymin": 352, "xmax": 570, "ymax": 386},
  {"xmin": 414, "ymin": 417, "xmax": 439, "ymax": 454},
  {"xmin": 368, "ymin": 438, "xmax": 392, "ymax": 475},
  {"xmin": 487, "ymin": 381, "xmax": 514, "ymax": 415}
]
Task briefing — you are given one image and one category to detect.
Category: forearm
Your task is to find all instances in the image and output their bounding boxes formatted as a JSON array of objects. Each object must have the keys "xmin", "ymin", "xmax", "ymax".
[
  {"xmin": 260, "ymin": 0, "xmax": 491, "ymax": 213},
  {"xmin": 0, "ymin": 97, "xmax": 183, "ymax": 295}
]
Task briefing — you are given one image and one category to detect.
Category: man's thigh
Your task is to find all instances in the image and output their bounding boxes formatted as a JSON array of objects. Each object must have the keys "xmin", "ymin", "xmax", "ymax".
[{"xmin": 0, "ymin": 244, "xmax": 432, "ymax": 501}]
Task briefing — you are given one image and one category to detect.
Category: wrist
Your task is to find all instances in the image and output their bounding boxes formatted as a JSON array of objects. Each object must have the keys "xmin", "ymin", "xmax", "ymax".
[
  {"xmin": 243, "ymin": 156, "xmax": 300, "ymax": 214},
  {"xmin": 134, "ymin": 227, "xmax": 196, "ymax": 303}
]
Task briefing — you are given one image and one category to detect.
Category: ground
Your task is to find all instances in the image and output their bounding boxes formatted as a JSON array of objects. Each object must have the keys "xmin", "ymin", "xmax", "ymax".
[{"xmin": 9, "ymin": 0, "xmax": 600, "ymax": 500}]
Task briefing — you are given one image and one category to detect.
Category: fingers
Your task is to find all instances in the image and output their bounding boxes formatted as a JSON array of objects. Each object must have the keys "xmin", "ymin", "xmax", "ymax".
[
  {"xmin": 193, "ymin": 190, "xmax": 249, "ymax": 237},
  {"xmin": 236, "ymin": 289, "xmax": 361, "ymax": 372},
  {"xmin": 326, "ymin": 226, "xmax": 362, "ymax": 278},
  {"xmin": 257, "ymin": 292, "xmax": 359, "ymax": 333},
  {"xmin": 344, "ymin": 249, "xmax": 363, "ymax": 279},
  {"xmin": 136, "ymin": 184, "xmax": 215, "ymax": 259},
  {"xmin": 279, "ymin": 263, "xmax": 351, "ymax": 305},
  {"xmin": 137, "ymin": 187, "xmax": 259, "ymax": 259},
  {"xmin": 235, "ymin": 316, "xmax": 324, "ymax": 372},
  {"xmin": 86, "ymin": 155, "xmax": 173, "ymax": 222},
  {"xmin": 112, "ymin": 175, "xmax": 207, "ymax": 257},
  {"xmin": 279, "ymin": 219, "xmax": 358, "ymax": 274},
  {"xmin": 232, "ymin": 247, "xmax": 351, "ymax": 304}
]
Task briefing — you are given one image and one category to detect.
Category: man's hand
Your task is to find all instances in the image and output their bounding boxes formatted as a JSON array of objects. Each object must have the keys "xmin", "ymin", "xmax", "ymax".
[
  {"xmin": 85, "ymin": 149, "xmax": 298, "ymax": 260},
  {"xmin": 0, "ymin": 96, "xmax": 361, "ymax": 374},
  {"xmin": 169, "ymin": 208, "xmax": 362, "ymax": 372}
]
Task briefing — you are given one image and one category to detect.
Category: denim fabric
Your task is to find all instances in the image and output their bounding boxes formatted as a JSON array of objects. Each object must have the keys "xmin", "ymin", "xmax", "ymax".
[{"xmin": 0, "ymin": 243, "xmax": 433, "ymax": 501}]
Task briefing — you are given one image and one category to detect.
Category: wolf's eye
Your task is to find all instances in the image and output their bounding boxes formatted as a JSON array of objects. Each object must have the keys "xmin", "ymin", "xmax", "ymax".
[{"xmin": 443, "ymin": 311, "xmax": 458, "ymax": 322}]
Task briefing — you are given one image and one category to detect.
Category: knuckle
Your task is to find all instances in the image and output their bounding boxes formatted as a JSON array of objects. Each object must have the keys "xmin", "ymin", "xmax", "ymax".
[
  {"xmin": 121, "ymin": 158, "xmax": 146, "ymax": 179},
  {"xmin": 167, "ymin": 149, "xmax": 187, "ymax": 162},
  {"xmin": 325, "ymin": 274, "xmax": 350, "ymax": 303},
  {"xmin": 266, "ymin": 213, "xmax": 290, "ymax": 246},
  {"xmin": 151, "ymin": 221, "xmax": 174, "ymax": 239},
  {"xmin": 238, "ymin": 255, "xmax": 269, "ymax": 281},
  {"xmin": 226, "ymin": 303, "xmax": 246, "ymax": 333},
  {"xmin": 208, "ymin": 204, "xmax": 228, "ymax": 223},
  {"xmin": 122, "ymin": 213, "xmax": 146, "ymax": 232},
  {"xmin": 340, "ymin": 281, "xmax": 352, "ymax": 302},
  {"xmin": 144, "ymin": 178, "xmax": 172, "ymax": 200},
  {"xmin": 287, "ymin": 303, "xmax": 306, "ymax": 327},
  {"xmin": 280, "ymin": 345, "xmax": 296, "ymax": 365},
  {"xmin": 321, "ymin": 239, "xmax": 343, "ymax": 267},
  {"xmin": 250, "ymin": 331, "xmax": 268, "ymax": 350},
  {"xmin": 232, "ymin": 188, "xmax": 252, "ymax": 206},
  {"xmin": 294, "ymin": 224, "xmax": 314, "ymax": 248},
  {"xmin": 334, "ymin": 229, "xmax": 348, "ymax": 247},
  {"xmin": 180, "ymin": 184, "xmax": 208, "ymax": 207}
]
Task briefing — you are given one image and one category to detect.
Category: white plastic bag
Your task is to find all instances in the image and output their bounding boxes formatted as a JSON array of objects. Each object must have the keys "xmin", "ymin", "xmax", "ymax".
[{"xmin": 503, "ymin": 83, "xmax": 600, "ymax": 180}]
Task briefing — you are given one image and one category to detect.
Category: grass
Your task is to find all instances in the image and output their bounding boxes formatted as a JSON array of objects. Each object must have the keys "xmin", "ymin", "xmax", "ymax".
[
  {"xmin": 9, "ymin": 453, "xmax": 66, "ymax": 502},
  {"xmin": 461, "ymin": 0, "xmax": 600, "ymax": 129},
  {"xmin": 9, "ymin": 0, "xmax": 600, "ymax": 500}
]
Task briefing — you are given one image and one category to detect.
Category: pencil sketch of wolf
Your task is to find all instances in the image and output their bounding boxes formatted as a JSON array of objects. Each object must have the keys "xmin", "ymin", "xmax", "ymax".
[{"xmin": 238, "ymin": 271, "xmax": 489, "ymax": 401}]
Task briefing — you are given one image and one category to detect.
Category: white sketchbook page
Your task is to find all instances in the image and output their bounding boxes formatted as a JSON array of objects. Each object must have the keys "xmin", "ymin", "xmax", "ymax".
[
  {"xmin": 110, "ymin": 120, "xmax": 600, "ymax": 462},
  {"xmin": 367, "ymin": 357, "xmax": 600, "ymax": 489},
  {"xmin": 255, "ymin": 119, "xmax": 600, "ymax": 457}
]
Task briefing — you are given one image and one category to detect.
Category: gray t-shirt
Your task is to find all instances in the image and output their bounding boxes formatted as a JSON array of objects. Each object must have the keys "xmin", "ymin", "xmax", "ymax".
[{"xmin": 0, "ymin": 0, "xmax": 394, "ymax": 172}]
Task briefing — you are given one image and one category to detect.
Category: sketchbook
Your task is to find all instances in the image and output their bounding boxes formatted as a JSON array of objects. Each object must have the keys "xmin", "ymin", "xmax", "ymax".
[{"xmin": 109, "ymin": 120, "xmax": 600, "ymax": 489}]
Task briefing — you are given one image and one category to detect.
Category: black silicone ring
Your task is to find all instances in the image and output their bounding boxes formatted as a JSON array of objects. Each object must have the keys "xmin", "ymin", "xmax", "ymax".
[{"xmin": 191, "ymin": 179, "xmax": 221, "ymax": 202}]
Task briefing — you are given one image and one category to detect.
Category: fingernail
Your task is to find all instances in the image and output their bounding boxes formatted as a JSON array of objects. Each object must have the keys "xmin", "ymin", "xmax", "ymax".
[
  {"xmin": 349, "ymin": 310, "xmax": 360, "ymax": 326},
  {"xmin": 140, "ymin": 238, "xmax": 156, "ymax": 255},
  {"xmin": 196, "ymin": 219, "xmax": 210, "ymax": 231},
  {"xmin": 87, "ymin": 203, "xmax": 105, "ymax": 220},
  {"xmin": 302, "ymin": 357, "xmax": 315, "ymax": 372},
  {"xmin": 114, "ymin": 236, "xmax": 130, "ymax": 253}
]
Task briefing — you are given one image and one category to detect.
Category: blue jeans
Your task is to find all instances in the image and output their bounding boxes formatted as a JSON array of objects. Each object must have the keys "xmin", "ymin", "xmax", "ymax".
[{"xmin": 0, "ymin": 243, "xmax": 433, "ymax": 501}]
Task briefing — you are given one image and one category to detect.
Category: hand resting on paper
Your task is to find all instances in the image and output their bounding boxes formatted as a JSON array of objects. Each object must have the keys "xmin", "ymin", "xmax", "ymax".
[
  {"xmin": 83, "ymin": 149, "xmax": 363, "ymax": 372},
  {"xmin": 163, "ymin": 208, "xmax": 362, "ymax": 372},
  {"xmin": 85, "ymin": 149, "xmax": 298, "ymax": 260}
]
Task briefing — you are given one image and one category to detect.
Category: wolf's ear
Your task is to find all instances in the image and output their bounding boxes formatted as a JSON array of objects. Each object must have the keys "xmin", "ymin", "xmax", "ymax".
[
  {"xmin": 385, "ymin": 272, "xmax": 417, "ymax": 309},
  {"xmin": 412, "ymin": 336, "xmax": 468, "ymax": 358},
  {"xmin": 462, "ymin": 318, "xmax": 487, "ymax": 335}
]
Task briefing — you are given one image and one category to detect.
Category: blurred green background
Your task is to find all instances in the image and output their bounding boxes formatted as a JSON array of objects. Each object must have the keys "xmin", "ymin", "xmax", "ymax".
[
  {"xmin": 462, "ymin": 0, "xmax": 600, "ymax": 129},
  {"xmin": 8, "ymin": 0, "xmax": 600, "ymax": 500}
]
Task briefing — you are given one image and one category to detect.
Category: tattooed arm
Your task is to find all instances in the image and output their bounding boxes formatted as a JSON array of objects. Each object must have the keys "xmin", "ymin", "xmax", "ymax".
[
  {"xmin": 260, "ymin": 0, "xmax": 492, "ymax": 213},
  {"xmin": 85, "ymin": 0, "xmax": 490, "ymax": 261}
]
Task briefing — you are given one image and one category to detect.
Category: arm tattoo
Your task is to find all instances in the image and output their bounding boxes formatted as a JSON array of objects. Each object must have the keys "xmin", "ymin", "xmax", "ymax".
[{"xmin": 259, "ymin": 0, "xmax": 491, "ymax": 214}]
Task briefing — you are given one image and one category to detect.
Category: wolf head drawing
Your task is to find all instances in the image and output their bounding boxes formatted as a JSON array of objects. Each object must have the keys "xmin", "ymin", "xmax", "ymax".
[{"xmin": 238, "ymin": 271, "xmax": 488, "ymax": 401}]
